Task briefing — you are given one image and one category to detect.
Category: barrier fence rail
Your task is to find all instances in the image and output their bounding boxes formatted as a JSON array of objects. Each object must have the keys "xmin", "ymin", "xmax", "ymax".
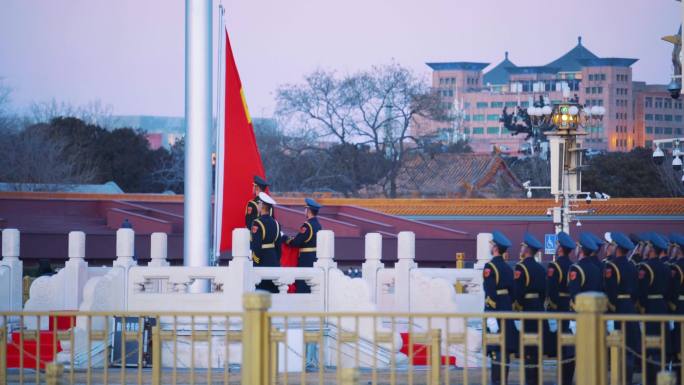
[{"xmin": 0, "ymin": 292, "xmax": 683, "ymax": 385}]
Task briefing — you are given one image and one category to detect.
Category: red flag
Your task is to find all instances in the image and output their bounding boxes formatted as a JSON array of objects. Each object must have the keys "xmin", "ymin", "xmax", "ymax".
[{"xmin": 215, "ymin": 29, "xmax": 266, "ymax": 252}]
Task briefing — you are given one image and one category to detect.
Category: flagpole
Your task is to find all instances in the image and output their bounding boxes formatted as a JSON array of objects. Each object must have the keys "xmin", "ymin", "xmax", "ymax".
[
  {"xmin": 212, "ymin": 3, "xmax": 226, "ymax": 264},
  {"xmin": 184, "ymin": 0, "xmax": 212, "ymax": 286}
]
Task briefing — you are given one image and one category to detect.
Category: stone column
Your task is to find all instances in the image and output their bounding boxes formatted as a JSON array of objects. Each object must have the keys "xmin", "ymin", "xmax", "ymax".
[
  {"xmin": 1, "ymin": 229, "xmax": 23, "ymax": 311},
  {"xmin": 148, "ymin": 233, "xmax": 170, "ymax": 267},
  {"xmin": 362, "ymin": 233, "xmax": 383, "ymax": 303},
  {"xmin": 63, "ymin": 231, "xmax": 88, "ymax": 309},
  {"xmin": 474, "ymin": 233, "xmax": 493, "ymax": 269},
  {"xmin": 395, "ymin": 231, "xmax": 416, "ymax": 313}
]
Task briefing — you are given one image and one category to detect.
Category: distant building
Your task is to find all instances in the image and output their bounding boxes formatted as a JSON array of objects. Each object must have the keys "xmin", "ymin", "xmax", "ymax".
[
  {"xmin": 0, "ymin": 181, "xmax": 124, "ymax": 194},
  {"xmin": 415, "ymin": 36, "xmax": 682, "ymax": 153}
]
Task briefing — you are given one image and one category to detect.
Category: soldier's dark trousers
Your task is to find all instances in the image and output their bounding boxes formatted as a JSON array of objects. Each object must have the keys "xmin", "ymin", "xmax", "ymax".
[
  {"xmin": 560, "ymin": 347, "xmax": 575, "ymax": 385},
  {"xmin": 489, "ymin": 348, "xmax": 509, "ymax": 385},
  {"xmin": 523, "ymin": 346, "xmax": 539, "ymax": 385}
]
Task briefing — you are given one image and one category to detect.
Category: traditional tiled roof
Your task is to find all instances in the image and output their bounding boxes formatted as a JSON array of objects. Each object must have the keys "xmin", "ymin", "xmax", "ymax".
[
  {"xmin": 426, "ymin": 62, "xmax": 489, "ymax": 71},
  {"xmin": 483, "ymin": 52, "xmax": 516, "ymax": 85},
  {"xmin": 577, "ymin": 58, "xmax": 638, "ymax": 67},
  {"xmin": 506, "ymin": 66, "xmax": 559, "ymax": 75},
  {"xmin": 545, "ymin": 36, "xmax": 599, "ymax": 72},
  {"xmin": 388, "ymin": 153, "xmax": 522, "ymax": 198}
]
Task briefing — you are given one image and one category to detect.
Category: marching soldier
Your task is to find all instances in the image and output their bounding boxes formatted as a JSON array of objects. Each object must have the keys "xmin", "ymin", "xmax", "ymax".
[
  {"xmin": 669, "ymin": 233, "xmax": 684, "ymax": 383},
  {"xmin": 250, "ymin": 192, "xmax": 282, "ymax": 293},
  {"xmin": 283, "ymin": 198, "xmax": 323, "ymax": 293},
  {"xmin": 638, "ymin": 232, "xmax": 671, "ymax": 385},
  {"xmin": 512, "ymin": 233, "xmax": 546, "ymax": 385},
  {"xmin": 483, "ymin": 231, "xmax": 518, "ymax": 385},
  {"xmin": 569, "ymin": 233, "xmax": 602, "ymax": 309},
  {"xmin": 546, "ymin": 231, "xmax": 575, "ymax": 385},
  {"xmin": 603, "ymin": 232, "xmax": 617, "ymax": 262},
  {"xmin": 245, "ymin": 176, "xmax": 273, "ymax": 228},
  {"xmin": 603, "ymin": 232, "xmax": 640, "ymax": 384}
]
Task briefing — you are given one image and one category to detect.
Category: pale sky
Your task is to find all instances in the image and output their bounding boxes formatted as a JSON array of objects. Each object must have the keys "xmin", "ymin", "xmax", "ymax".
[{"xmin": 0, "ymin": 0, "xmax": 681, "ymax": 118}]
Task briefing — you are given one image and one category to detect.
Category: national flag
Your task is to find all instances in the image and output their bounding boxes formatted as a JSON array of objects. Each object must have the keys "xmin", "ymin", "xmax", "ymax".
[{"xmin": 214, "ymin": 28, "xmax": 266, "ymax": 254}]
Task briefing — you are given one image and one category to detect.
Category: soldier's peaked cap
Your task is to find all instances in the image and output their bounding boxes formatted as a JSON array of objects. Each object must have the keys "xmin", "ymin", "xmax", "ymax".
[
  {"xmin": 253, "ymin": 175, "xmax": 270, "ymax": 188},
  {"xmin": 557, "ymin": 231, "xmax": 576, "ymax": 250},
  {"xmin": 611, "ymin": 232, "xmax": 635, "ymax": 251},
  {"xmin": 305, "ymin": 198, "xmax": 322, "ymax": 210},
  {"xmin": 579, "ymin": 233, "xmax": 598, "ymax": 252},
  {"xmin": 491, "ymin": 230, "xmax": 512, "ymax": 249},
  {"xmin": 648, "ymin": 232, "xmax": 669, "ymax": 252},
  {"xmin": 523, "ymin": 233, "xmax": 543, "ymax": 250},
  {"xmin": 257, "ymin": 192, "xmax": 276, "ymax": 206}
]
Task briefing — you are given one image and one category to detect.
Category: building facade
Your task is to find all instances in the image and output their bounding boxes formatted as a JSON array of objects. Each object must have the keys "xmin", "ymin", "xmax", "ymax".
[{"xmin": 415, "ymin": 37, "xmax": 682, "ymax": 153}]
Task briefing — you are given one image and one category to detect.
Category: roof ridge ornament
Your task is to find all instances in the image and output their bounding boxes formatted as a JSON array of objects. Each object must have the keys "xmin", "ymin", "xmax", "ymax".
[{"xmin": 578, "ymin": 36, "xmax": 582, "ymax": 45}]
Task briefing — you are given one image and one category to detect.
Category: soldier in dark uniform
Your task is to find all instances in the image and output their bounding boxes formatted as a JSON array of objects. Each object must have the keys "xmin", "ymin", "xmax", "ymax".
[
  {"xmin": 668, "ymin": 233, "xmax": 684, "ymax": 383},
  {"xmin": 582, "ymin": 232, "xmax": 606, "ymax": 272},
  {"xmin": 546, "ymin": 231, "xmax": 575, "ymax": 385},
  {"xmin": 245, "ymin": 176, "xmax": 273, "ymax": 228},
  {"xmin": 568, "ymin": 233, "xmax": 602, "ymax": 309},
  {"xmin": 283, "ymin": 198, "xmax": 323, "ymax": 293},
  {"xmin": 512, "ymin": 233, "xmax": 547, "ymax": 385},
  {"xmin": 638, "ymin": 232, "xmax": 671, "ymax": 385},
  {"xmin": 483, "ymin": 230, "xmax": 518, "ymax": 385},
  {"xmin": 250, "ymin": 192, "xmax": 282, "ymax": 293},
  {"xmin": 603, "ymin": 232, "xmax": 617, "ymax": 262},
  {"xmin": 603, "ymin": 232, "xmax": 640, "ymax": 384}
]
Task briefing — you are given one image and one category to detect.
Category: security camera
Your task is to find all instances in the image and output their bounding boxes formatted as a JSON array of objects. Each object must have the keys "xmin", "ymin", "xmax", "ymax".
[
  {"xmin": 681, "ymin": 173, "xmax": 684, "ymax": 186},
  {"xmin": 585, "ymin": 194, "xmax": 592, "ymax": 204},
  {"xmin": 602, "ymin": 193, "xmax": 611, "ymax": 200},
  {"xmin": 674, "ymin": 156, "xmax": 683, "ymax": 172},
  {"xmin": 653, "ymin": 146, "xmax": 665, "ymax": 165},
  {"xmin": 523, "ymin": 180, "xmax": 531, "ymax": 188},
  {"xmin": 668, "ymin": 78, "xmax": 681, "ymax": 100},
  {"xmin": 576, "ymin": 220, "xmax": 582, "ymax": 227},
  {"xmin": 594, "ymin": 192, "xmax": 601, "ymax": 199},
  {"xmin": 526, "ymin": 189, "xmax": 532, "ymax": 199}
]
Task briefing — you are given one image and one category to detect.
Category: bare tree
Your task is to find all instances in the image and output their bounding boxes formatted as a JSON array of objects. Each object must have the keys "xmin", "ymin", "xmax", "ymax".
[
  {"xmin": 276, "ymin": 64, "xmax": 449, "ymax": 197},
  {"xmin": 28, "ymin": 99, "xmax": 118, "ymax": 128},
  {"xmin": 0, "ymin": 128, "xmax": 98, "ymax": 191}
]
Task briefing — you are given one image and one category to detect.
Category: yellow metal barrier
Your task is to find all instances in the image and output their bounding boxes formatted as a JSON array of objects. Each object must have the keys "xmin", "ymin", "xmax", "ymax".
[{"xmin": 2, "ymin": 292, "xmax": 684, "ymax": 384}]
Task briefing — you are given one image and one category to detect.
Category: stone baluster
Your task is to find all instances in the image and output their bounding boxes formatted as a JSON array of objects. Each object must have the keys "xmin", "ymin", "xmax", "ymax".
[
  {"xmin": 361, "ymin": 233, "xmax": 383, "ymax": 303},
  {"xmin": 1, "ymin": 229, "xmax": 23, "ymax": 311},
  {"xmin": 313, "ymin": 230, "xmax": 335, "ymax": 311},
  {"xmin": 148, "ymin": 233, "xmax": 169, "ymax": 267},
  {"xmin": 227, "ymin": 228, "xmax": 254, "ymax": 309},
  {"xmin": 63, "ymin": 231, "xmax": 88, "ymax": 309},
  {"xmin": 474, "ymin": 233, "xmax": 493, "ymax": 269},
  {"xmin": 395, "ymin": 231, "xmax": 416, "ymax": 313},
  {"xmin": 114, "ymin": 228, "xmax": 137, "ymax": 268}
]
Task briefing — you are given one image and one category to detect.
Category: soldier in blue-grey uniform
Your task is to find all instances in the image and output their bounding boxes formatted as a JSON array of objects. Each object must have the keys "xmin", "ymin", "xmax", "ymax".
[
  {"xmin": 669, "ymin": 233, "xmax": 684, "ymax": 383},
  {"xmin": 546, "ymin": 231, "xmax": 575, "ymax": 385},
  {"xmin": 512, "ymin": 233, "xmax": 547, "ymax": 385},
  {"xmin": 628, "ymin": 233, "xmax": 645, "ymax": 266},
  {"xmin": 283, "ymin": 198, "xmax": 323, "ymax": 293},
  {"xmin": 483, "ymin": 230, "xmax": 518, "ymax": 385},
  {"xmin": 638, "ymin": 232, "xmax": 671, "ymax": 385},
  {"xmin": 603, "ymin": 232, "xmax": 640, "ymax": 384},
  {"xmin": 250, "ymin": 192, "xmax": 282, "ymax": 293}
]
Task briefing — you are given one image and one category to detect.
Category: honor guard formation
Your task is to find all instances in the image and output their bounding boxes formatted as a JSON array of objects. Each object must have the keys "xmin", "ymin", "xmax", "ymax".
[
  {"xmin": 245, "ymin": 175, "xmax": 323, "ymax": 294},
  {"xmin": 484, "ymin": 229, "xmax": 684, "ymax": 385}
]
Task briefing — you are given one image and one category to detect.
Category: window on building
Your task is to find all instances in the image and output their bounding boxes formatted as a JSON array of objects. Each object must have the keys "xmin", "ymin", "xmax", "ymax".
[
  {"xmin": 645, "ymin": 114, "xmax": 654, "ymax": 120},
  {"xmin": 472, "ymin": 114, "xmax": 485, "ymax": 121},
  {"xmin": 597, "ymin": 87, "xmax": 603, "ymax": 94},
  {"xmin": 676, "ymin": 101, "xmax": 683, "ymax": 109},
  {"xmin": 476, "ymin": 102, "xmax": 488, "ymax": 109},
  {"xmin": 646, "ymin": 140, "xmax": 653, "ymax": 148},
  {"xmin": 472, "ymin": 127, "xmax": 484, "ymax": 135},
  {"xmin": 504, "ymin": 101, "xmax": 517, "ymax": 108},
  {"xmin": 448, "ymin": 90, "xmax": 454, "ymax": 97},
  {"xmin": 646, "ymin": 126, "xmax": 653, "ymax": 134},
  {"xmin": 665, "ymin": 114, "xmax": 673, "ymax": 121},
  {"xmin": 463, "ymin": 128, "xmax": 470, "ymax": 134},
  {"xmin": 588, "ymin": 74, "xmax": 594, "ymax": 81},
  {"xmin": 487, "ymin": 126, "xmax": 499, "ymax": 134},
  {"xmin": 598, "ymin": 100, "xmax": 604, "ymax": 106},
  {"xmin": 585, "ymin": 87, "xmax": 591, "ymax": 94},
  {"xmin": 655, "ymin": 127, "xmax": 663, "ymax": 134},
  {"xmin": 520, "ymin": 101, "xmax": 529, "ymax": 108},
  {"xmin": 676, "ymin": 128, "xmax": 682, "ymax": 135},
  {"xmin": 601, "ymin": 74, "xmax": 606, "ymax": 81},
  {"xmin": 490, "ymin": 101, "xmax": 503, "ymax": 108},
  {"xmin": 645, "ymin": 97, "xmax": 653, "ymax": 108},
  {"xmin": 487, "ymin": 114, "xmax": 500, "ymax": 121},
  {"xmin": 655, "ymin": 98, "xmax": 663, "ymax": 108},
  {"xmin": 664, "ymin": 127, "xmax": 673, "ymax": 135},
  {"xmin": 665, "ymin": 99, "xmax": 673, "ymax": 109},
  {"xmin": 655, "ymin": 114, "xmax": 663, "ymax": 121}
]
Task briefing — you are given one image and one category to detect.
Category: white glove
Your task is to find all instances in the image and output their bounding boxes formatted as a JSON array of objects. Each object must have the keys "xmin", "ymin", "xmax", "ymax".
[
  {"xmin": 606, "ymin": 320, "xmax": 615, "ymax": 333},
  {"xmin": 514, "ymin": 320, "xmax": 521, "ymax": 332},
  {"xmin": 548, "ymin": 319, "xmax": 558, "ymax": 333},
  {"xmin": 670, "ymin": 321, "xmax": 675, "ymax": 331},
  {"xmin": 569, "ymin": 321, "xmax": 577, "ymax": 334},
  {"xmin": 486, "ymin": 318, "xmax": 499, "ymax": 333}
]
